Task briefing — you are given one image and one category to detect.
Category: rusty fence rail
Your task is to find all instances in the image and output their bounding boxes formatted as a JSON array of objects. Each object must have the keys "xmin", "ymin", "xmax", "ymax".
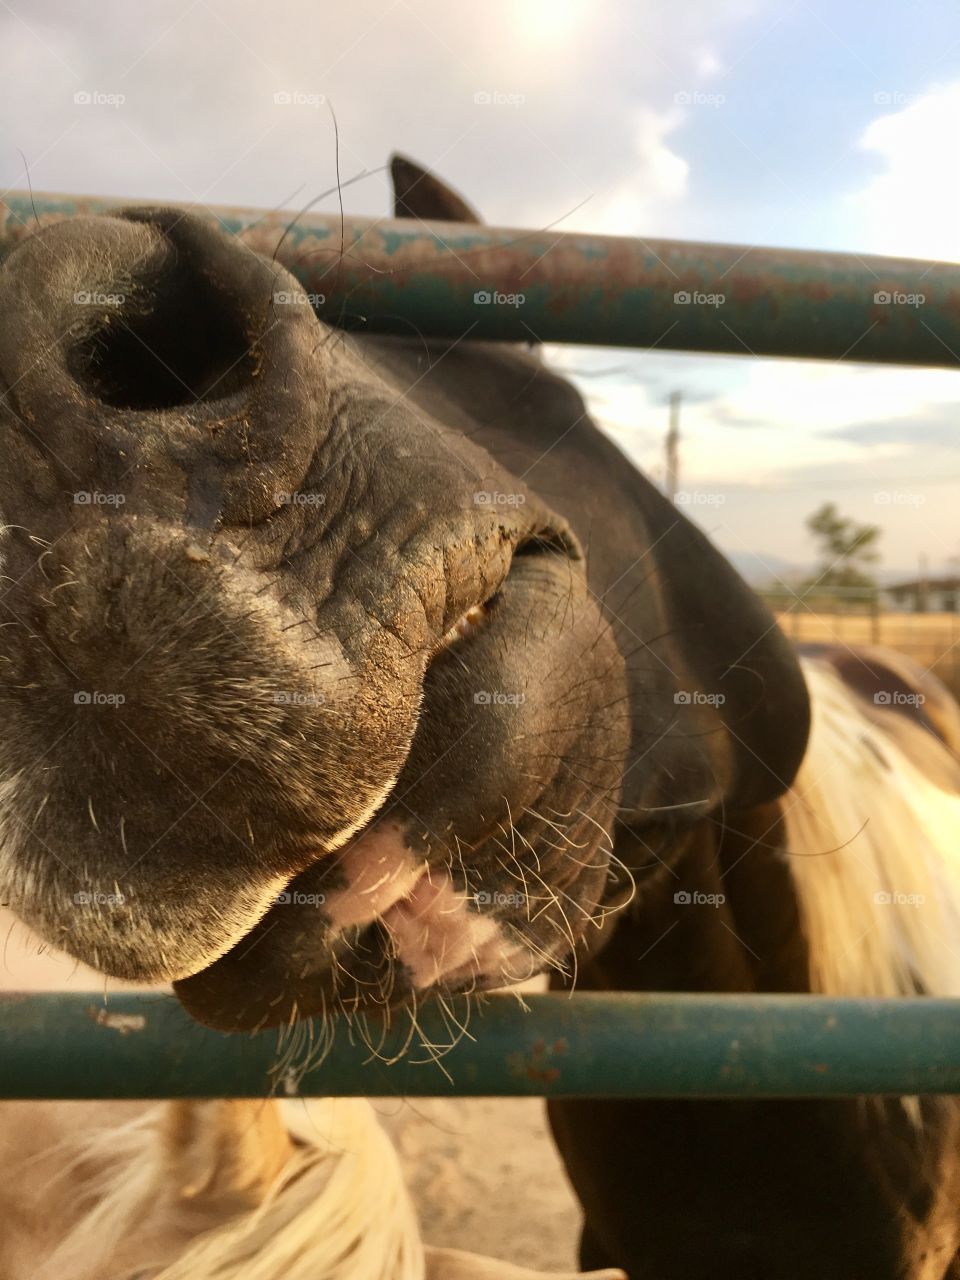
[
  {"xmin": 1, "ymin": 992, "xmax": 960, "ymax": 1100},
  {"xmin": 2, "ymin": 192, "xmax": 960, "ymax": 366}
]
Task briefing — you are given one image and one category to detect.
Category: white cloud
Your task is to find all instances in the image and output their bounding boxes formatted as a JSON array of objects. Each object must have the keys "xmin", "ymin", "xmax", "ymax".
[
  {"xmin": 556, "ymin": 352, "xmax": 960, "ymax": 486},
  {"xmin": 694, "ymin": 47, "xmax": 724, "ymax": 77},
  {"xmin": 707, "ymin": 360, "xmax": 960, "ymax": 441},
  {"xmin": 585, "ymin": 109, "xmax": 689, "ymax": 236},
  {"xmin": 849, "ymin": 82, "xmax": 960, "ymax": 262},
  {"xmin": 545, "ymin": 346, "xmax": 960, "ymax": 571},
  {"xmin": 503, "ymin": 0, "xmax": 594, "ymax": 56}
]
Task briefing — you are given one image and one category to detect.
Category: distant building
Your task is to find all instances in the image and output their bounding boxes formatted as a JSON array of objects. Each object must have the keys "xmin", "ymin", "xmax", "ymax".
[{"xmin": 883, "ymin": 576, "xmax": 960, "ymax": 613}]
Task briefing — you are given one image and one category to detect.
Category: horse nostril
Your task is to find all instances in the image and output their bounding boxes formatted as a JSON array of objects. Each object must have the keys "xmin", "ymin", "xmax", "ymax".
[
  {"xmin": 66, "ymin": 255, "xmax": 255, "ymax": 412},
  {"xmin": 0, "ymin": 209, "xmax": 330, "ymax": 526},
  {"xmin": 512, "ymin": 529, "xmax": 577, "ymax": 558}
]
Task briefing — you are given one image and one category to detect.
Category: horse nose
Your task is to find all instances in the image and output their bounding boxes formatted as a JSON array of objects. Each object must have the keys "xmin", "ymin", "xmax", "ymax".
[{"xmin": 0, "ymin": 207, "xmax": 324, "ymax": 524}]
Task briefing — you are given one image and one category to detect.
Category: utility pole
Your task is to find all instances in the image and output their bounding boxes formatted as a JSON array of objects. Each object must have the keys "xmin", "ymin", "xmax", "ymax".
[{"xmin": 665, "ymin": 391, "xmax": 681, "ymax": 502}]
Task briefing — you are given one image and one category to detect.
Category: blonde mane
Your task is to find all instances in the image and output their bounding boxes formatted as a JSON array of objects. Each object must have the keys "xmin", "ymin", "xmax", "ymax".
[
  {"xmin": 35, "ymin": 1098, "xmax": 424, "ymax": 1280},
  {"xmin": 785, "ymin": 657, "xmax": 960, "ymax": 1000}
]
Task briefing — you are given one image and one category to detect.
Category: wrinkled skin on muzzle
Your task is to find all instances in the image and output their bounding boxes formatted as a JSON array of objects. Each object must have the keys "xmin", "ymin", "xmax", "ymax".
[{"xmin": 0, "ymin": 201, "xmax": 629, "ymax": 1029}]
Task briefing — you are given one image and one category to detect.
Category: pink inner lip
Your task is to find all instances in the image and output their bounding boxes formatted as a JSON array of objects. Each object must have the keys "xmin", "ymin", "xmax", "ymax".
[
  {"xmin": 322, "ymin": 822, "xmax": 425, "ymax": 927},
  {"xmin": 319, "ymin": 819, "xmax": 532, "ymax": 989}
]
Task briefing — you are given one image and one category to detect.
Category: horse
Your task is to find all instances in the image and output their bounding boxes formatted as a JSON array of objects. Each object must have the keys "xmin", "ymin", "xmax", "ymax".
[{"xmin": 0, "ymin": 155, "xmax": 958, "ymax": 1277}]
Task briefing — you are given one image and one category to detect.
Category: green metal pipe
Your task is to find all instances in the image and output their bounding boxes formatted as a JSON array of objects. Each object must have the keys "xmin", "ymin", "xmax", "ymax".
[
  {"xmin": 2, "ymin": 192, "xmax": 959, "ymax": 367},
  {"xmin": 2, "ymin": 992, "xmax": 959, "ymax": 1100}
]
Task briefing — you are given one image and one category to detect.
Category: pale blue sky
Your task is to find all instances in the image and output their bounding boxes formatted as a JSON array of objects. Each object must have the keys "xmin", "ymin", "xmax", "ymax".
[{"xmin": 2, "ymin": 0, "xmax": 958, "ymax": 577}]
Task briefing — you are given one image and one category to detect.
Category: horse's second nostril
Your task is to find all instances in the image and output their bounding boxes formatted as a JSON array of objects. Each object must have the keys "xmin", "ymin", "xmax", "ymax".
[{"xmin": 66, "ymin": 253, "xmax": 255, "ymax": 412}]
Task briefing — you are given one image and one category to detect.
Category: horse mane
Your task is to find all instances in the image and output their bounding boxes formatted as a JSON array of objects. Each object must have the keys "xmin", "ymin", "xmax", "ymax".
[
  {"xmin": 34, "ymin": 1097, "xmax": 425, "ymax": 1280},
  {"xmin": 785, "ymin": 656, "xmax": 960, "ymax": 1001}
]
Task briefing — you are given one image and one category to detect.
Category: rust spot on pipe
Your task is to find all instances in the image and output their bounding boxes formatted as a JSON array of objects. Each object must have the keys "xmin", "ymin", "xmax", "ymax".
[
  {"xmin": 508, "ymin": 1036, "xmax": 566, "ymax": 1086},
  {"xmin": 87, "ymin": 1005, "xmax": 146, "ymax": 1035}
]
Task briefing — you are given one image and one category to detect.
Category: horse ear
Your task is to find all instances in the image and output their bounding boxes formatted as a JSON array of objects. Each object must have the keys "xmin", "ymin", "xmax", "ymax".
[{"xmin": 390, "ymin": 154, "xmax": 482, "ymax": 223}]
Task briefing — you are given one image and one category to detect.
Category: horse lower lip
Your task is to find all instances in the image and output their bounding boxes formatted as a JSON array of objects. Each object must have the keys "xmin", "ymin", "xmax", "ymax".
[{"xmin": 173, "ymin": 825, "xmax": 512, "ymax": 1029}]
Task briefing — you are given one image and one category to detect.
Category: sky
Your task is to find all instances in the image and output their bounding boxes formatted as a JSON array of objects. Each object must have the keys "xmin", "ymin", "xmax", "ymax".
[{"xmin": 1, "ymin": 0, "xmax": 959, "ymax": 580}]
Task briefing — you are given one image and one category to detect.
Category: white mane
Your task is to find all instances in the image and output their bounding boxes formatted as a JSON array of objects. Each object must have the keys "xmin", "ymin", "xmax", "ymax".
[
  {"xmin": 35, "ymin": 1097, "xmax": 424, "ymax": 1280},
  {"xmin": 785, "ymin": 657, "xmax": 960, "ymax": 1000}
]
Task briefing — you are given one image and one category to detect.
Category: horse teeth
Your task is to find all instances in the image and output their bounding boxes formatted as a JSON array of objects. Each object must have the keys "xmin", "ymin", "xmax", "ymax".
[{"xmin": 439, "ymin": 602, "xmax": 487, "ymax": 649}]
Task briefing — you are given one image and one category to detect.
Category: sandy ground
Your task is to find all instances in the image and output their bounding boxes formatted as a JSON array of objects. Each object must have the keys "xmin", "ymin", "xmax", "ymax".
[
  {"xmin": 380, "ymin": 1094, "xmax": 584, "ymax": 1273},
  {"xmin": 375, "ymin": 975, "xmax": 587, "ymax": 1274}
]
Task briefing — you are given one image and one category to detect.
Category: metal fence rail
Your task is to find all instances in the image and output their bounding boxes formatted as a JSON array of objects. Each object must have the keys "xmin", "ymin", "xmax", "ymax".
[
  {"xmin": 2, "ymin": 992, "xmax": 959, "ymax": 1100},
  {"xmin": 2, "ymin": 192, "xmax": 959, "ymax": 367}
]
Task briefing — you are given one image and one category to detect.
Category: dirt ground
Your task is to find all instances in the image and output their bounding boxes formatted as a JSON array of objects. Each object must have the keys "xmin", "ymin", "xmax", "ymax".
[
  {"xmin": 380, "ymin": 1094, "xmax": 585, "ymax": 1273},
  {"xmin": 375, "ymin": 974, "xmax": 588, "ymax": 1275}
]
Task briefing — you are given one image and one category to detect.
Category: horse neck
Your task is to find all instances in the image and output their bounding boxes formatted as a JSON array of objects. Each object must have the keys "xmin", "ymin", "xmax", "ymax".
[{"xmin": 576, "ymin": 807, "xmax": 811, "ymax": 996}]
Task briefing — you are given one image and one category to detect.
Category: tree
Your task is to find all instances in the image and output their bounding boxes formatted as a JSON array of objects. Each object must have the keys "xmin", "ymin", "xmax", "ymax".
[{"xmin": 804, "ymin": 502, "xmax": 881, "ymax": 593}]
